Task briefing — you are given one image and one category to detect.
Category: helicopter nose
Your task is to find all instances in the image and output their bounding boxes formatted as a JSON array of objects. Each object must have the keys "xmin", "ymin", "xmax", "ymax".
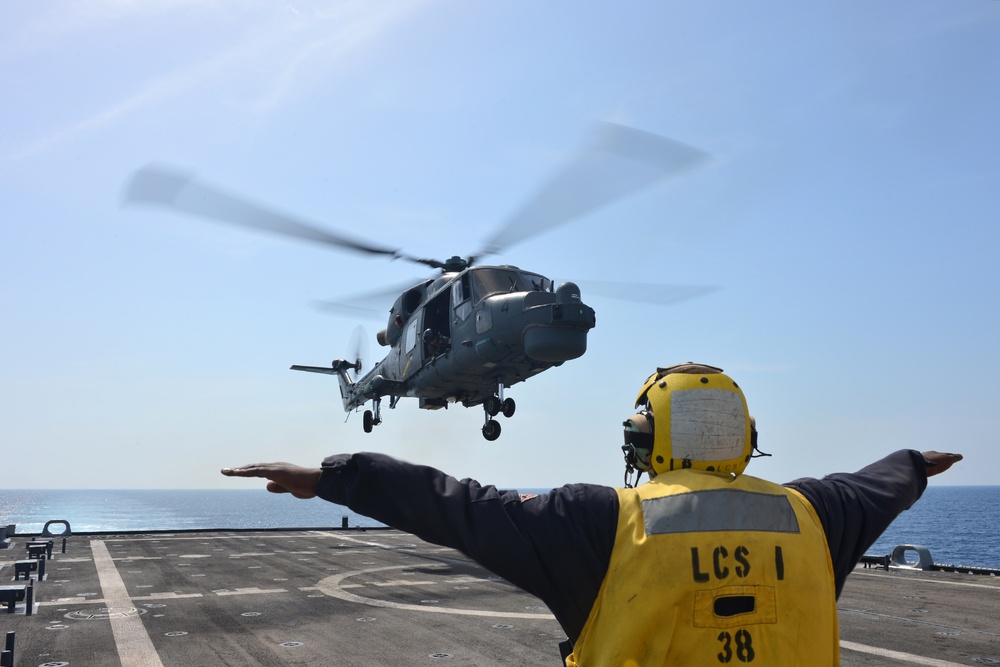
[
  {"xmin": 522, "ymin": 283, "xmax": 595, "ymax": 362},
  {"xmin": 524, "ymin": 326, "xmax": 589, "ymax": 362}
]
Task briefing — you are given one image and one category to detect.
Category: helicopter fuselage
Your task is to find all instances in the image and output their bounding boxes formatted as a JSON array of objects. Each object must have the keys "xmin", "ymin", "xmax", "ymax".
[{"xmin": 292, "ymin": 264, "xmax": 595, "ymax": 431}]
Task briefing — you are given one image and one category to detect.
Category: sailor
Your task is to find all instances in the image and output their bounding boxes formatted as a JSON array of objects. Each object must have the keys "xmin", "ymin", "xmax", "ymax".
[
  {"xmin": 422, "ymin": 327, "xmax": 450, "ymax": 357},
  {"xmin": 572, "ymin": 363, "xmax": 832, "ymax": 664},
  {"xmin": 222, "ymin": 362, "xmax": 962, "ymax": 665}
]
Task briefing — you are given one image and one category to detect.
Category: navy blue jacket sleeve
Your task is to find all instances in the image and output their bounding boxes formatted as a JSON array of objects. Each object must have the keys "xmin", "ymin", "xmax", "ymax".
[
  {"xmin": 785, "ymin": 449, "xmax": 929, "ymax": 596},
  {"xmin": 314, "ymin": 452, "xmax": 618, "ymax": 641}
]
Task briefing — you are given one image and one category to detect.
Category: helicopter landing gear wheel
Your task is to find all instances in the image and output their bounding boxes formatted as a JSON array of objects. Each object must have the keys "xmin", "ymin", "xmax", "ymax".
[
  {"xmin": 501, "ymin": 397, "xmax": 516, "ymax": 418},
  {"xmin": 362, "ymin": 398, "xmax": 382, "ymax": 434},
  {"xmin": 484, "ymin": 395, "xmax": 501, "ymax": 417},
  {"xmin": 482, "ymin": 419, "xmax": 501, "ymax": 441}
]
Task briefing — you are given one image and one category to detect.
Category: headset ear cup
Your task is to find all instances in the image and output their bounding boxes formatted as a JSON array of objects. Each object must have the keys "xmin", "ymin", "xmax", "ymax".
[
  {"xmin": 747, "ymin": 417, "xmax": 771, "ymax": 460},
  {"xmin": 623, "ymin": 410, "xmax": 655, "ymax": 480}
]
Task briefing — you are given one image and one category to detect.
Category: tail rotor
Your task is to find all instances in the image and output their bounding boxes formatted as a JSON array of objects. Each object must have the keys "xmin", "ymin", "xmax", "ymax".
[{"xmin": 346, "ymin": 325, "xmax": 369, "ymax": 381}]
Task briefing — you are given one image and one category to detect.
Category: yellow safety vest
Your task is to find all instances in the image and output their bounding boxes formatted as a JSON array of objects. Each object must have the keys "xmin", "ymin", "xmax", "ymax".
[{"xmin": 567, "ymin": 471, "xmax": 838, "ymax": 666}]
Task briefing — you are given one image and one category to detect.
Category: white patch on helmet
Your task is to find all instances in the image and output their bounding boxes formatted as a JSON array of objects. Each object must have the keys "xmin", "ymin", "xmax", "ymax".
[{"xmin": 669, "ymin": 388, "xmax": 746, "ymax": 461}]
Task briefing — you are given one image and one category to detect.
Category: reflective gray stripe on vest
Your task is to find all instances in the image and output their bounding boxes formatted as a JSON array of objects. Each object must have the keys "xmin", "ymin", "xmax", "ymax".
[{"xmin": 642, "ymin": 489, "xmax": 800, "ymax": 535}]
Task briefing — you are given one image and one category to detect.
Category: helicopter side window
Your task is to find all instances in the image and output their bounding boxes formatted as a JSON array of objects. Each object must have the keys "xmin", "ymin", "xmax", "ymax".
[
  {"xmin": 470, "ymin": 268, "xmax": 551, "ymax": 303},
  {"xmin": 519, "ymin": 271, "xmax": 551, "ymax": 292},
  {"xmin": 404, "ymin": 319, "xmax": 419, "ymax": 354},
  {"xmin": 453, "ymin": 276, "xmax": 472, "ymax": 322},
  {"xmin": 471, "ymin": 269, "xmax": 518, "ymax": 303}
]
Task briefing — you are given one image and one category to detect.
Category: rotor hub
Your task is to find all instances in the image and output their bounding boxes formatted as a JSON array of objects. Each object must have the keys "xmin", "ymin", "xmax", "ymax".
[{"xmin": 443, "ymin": 255, "xmax": 469, "ymax": 272}]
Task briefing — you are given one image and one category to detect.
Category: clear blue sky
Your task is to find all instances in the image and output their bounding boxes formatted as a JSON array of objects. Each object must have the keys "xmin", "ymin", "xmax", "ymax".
[{"xmin": 3, "ymin": 1, "xmax": 997, "ymax": 490}]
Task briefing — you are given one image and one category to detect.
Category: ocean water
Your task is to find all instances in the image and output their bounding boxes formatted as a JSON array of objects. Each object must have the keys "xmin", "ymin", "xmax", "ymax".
[
  {"xmin": 2, "ymin": 486, "xmax": 998, "ymax": 569},
  {"xmin": 866, "ymin": 485, "xmax": 1000, "ymax": 569},
  {"xmin": 0, "ymin": 489, "xmax": 386, "ymax": 534}
]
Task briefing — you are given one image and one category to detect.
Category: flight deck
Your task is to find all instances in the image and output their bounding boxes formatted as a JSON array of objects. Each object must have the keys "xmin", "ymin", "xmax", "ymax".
[{"xmin": 2, "ymin": 529, "xmax": 998, "ymax": 666}]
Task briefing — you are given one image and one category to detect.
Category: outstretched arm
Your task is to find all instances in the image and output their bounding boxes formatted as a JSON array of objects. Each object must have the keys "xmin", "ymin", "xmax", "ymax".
[
  {"xmin": 787, "ymin": 449, "xmax": 963, "ymax": 597},
  {"xmin": 221, "ymin": 463, "xmax": 322, "ymax": 499}
]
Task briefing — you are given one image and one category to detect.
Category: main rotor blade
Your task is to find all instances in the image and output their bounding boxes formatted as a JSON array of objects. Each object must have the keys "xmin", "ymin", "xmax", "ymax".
[
  {"xmin": 474, "ymin": 123, "xmax": 710, "ymax": 261},
  {"xmin": 580, "ymin": 280, "xmax": 719, "ymax": 306},
  {"xmin": 312, "ymin": 279, "xmax": 431, "ymax": 318},
  {"xmin": 123, "ymin": 165, "xmax": 404, "ymax": 260}
]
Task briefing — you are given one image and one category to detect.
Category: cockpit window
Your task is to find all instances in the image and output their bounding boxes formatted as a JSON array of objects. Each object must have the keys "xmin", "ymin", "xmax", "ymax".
[{"xmin": 470, "ymin": 268, "xmax": 551, "ymax": 303}]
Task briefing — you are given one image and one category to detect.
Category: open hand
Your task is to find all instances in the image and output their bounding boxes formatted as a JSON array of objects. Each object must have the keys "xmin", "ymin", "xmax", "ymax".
[
  {"xmin": 921, "ymin": 451, "xmax": 963, "ymax": 477},
  {"xmin": 221, "ymin": 462, "xmax": 322, "ymax": 499}
]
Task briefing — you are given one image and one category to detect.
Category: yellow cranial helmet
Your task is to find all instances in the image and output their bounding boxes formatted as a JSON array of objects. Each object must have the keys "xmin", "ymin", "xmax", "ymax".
[{"xmin": 632, "ymin": 362, "xmax": 753, "ymax": 476}]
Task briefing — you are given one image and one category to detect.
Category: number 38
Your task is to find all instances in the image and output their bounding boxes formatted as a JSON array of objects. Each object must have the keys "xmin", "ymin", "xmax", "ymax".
[{"xmin": 717, "ymin": 629, "xmax": 755, "ymax": 663}]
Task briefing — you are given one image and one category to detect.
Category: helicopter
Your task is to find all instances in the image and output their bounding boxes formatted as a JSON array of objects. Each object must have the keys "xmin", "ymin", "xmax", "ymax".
[{"xmin": 124, "ymin": 122, "xmax": 711, "ymax": 440}]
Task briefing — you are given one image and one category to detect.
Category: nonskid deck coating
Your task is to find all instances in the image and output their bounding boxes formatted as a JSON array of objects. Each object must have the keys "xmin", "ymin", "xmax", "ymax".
[{"xmin": 1, "ymin": 529, "xmax": 998, "ymax": 666}]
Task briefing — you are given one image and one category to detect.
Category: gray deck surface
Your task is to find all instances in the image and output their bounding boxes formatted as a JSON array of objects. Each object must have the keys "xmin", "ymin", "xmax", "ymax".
[{"xmin": 2, "ymin": 529, "xmax": 998, "ymax": 666}]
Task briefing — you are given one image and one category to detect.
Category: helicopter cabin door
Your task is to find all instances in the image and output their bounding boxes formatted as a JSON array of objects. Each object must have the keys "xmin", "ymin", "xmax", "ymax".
[{"xmin": 419, "ymin": 289, "xmax": 452, "ymax": 365}]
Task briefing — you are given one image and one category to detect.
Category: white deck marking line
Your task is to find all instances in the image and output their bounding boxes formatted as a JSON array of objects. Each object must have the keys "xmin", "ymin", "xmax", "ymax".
[
  {"xmin": 214, "ymin": 588, "xmax": 287, "ymax": 596},
  {"xmin": 314, "ymin": 532, "xmax": 401, "ymax": 549},
  {"xmin": 39, "ymin": 597, "xmax": 108, "ymax": 607},
  {"xmin": 132, "ymin": 593, "xmax": 203, "ymax": 600},
  {"xmin": 316, "ymin": 564, "xmax": 554, "ymax": 619},
  {"xmin": 840, "ymin": 640, "xmax": 970, "ymax": 666},
  {"xmin": 371, "ymin": 580, "xmax": 435, "ymax": 587},
  {"xmin": 91, "ymin": 540, "xmax": 165, "ymax": 667}
]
